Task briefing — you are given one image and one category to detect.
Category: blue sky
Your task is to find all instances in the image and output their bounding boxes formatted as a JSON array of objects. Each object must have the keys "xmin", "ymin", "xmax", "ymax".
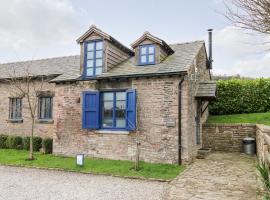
[{"xmin": 0, "ymin": 0, "xmax": 269, "ymax": 77}]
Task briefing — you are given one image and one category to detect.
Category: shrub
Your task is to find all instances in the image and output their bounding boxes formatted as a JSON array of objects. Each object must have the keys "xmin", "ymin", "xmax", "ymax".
[
  {"xmin": 23, "ymin": 137, "xmax": 30, "ymax": 150},
  {"xmin": 33, "ymin": 137, "xmax": 42, "ymax": 152},
  {"xmin": 42, "ymin": 138, "xmax": 53, "ymax": 154},
  {"xmin": 209, "ymin": 78, "xmax": 270, "ymax": 115},
  {"xmin": 5, "ymin": 136, "xmax": 23, "ymax": 149},
  {"xmin": 0, "ymin": 135, "xmax": 8, "ymax": 149}
]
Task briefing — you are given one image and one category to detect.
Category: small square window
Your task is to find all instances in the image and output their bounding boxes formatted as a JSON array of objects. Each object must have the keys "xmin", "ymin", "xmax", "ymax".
[{"xmin": 139, "ymin": 45, "xmax": 155, "ymax": 65}]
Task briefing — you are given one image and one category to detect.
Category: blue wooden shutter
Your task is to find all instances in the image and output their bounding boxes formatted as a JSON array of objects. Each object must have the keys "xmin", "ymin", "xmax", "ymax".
[
  {"xmin": 126, "ymin": 89, "xmax": 136, "ymax": 131},
  {"xmin": 82, "ymin": 91, "xmax": 100, "ymax": 129}
]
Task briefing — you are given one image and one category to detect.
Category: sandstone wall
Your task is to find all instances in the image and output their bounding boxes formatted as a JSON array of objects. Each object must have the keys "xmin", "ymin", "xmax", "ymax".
[{"xmin": 202, "ymin": 123, "xmax": 256, "ymax": 152}]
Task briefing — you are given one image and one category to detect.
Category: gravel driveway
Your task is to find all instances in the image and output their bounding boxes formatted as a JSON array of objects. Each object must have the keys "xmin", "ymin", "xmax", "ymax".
[{"xmin": 0, "ymin": 166, "xmax": 166, "ymax": 200}]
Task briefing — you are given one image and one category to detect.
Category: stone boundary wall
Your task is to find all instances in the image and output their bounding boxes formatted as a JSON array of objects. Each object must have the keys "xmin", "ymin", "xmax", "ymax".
[
  {"xmin": 202, "ymin": 123, "xmax": 256, "ymax": 152},
  {"xmin": 256, "ymin": 124, "xmax": 270, "ymax": 163}
]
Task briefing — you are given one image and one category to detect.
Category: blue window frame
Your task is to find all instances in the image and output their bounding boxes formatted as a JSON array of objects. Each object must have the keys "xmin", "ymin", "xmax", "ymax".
[
  {"xmin": 139, "ymin": 44, "xmax": 155, "ymax": 65},
  {"xmin": 102, "ymin": 91, "xmax": 126, "ymax": 129},
  {"xmin": 84, "ymin": 40, "xmax": 103, "ymax": 77},
  {"xmin": 82, "ymin": 89, "xmax": 136, "ymax": 131}
]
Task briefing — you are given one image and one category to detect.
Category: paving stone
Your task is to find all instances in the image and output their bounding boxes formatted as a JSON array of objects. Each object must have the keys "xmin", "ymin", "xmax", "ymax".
[{"xmin": 165, "ymin": 152, "xmax": 264, "ymax": 200}]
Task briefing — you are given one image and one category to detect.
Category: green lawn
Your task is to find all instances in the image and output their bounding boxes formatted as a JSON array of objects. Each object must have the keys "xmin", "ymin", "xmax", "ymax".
[
  {"xmin": 207, "ymin": 112, "xmax": 270, "ymax": 126},
  {"xmin": 0, "ymin": 149, "xmax": 184, "ymax": 181}
]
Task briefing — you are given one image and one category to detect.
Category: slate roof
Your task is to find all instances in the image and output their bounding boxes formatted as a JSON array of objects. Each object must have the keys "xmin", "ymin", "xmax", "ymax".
[
  {"xmin": 0, "ymin": 55, "xmax": 80, "ymax": 80},
  {"xmin": 195, "ymin": 81, "xmax": 216, "ymax": 100},
  {"xmin": 0, "ymin": 40, "xmax": 205, "ymax": 82}
]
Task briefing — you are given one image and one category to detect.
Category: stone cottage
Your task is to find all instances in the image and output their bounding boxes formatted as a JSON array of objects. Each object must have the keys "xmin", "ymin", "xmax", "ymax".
[{"xmin": 0, "ymin": 25, "xmax": 216, "ymax": 164}]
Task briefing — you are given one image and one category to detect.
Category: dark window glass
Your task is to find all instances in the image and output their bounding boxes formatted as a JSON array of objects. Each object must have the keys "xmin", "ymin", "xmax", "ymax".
[
  {"xmin": 9, "ymin": 98, "xmax": 22, "ymax": 119},
  {"xmin": 39, "ymin": 97, "xmax": 53, "ymax": 119}
]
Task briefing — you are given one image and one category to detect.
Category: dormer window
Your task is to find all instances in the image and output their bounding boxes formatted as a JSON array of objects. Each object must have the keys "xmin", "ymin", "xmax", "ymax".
[
  {"xmin": 84, "ymin": 40, "xmax": 103, "ymax": 76},
  {"xmin": 139, "ymin": 44, "xmax": 155, "ymax": 65}
]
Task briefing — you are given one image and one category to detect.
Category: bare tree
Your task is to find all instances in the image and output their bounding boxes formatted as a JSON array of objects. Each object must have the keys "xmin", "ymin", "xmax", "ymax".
[
  {"xmin": 224, "ymin": 0, "xmax": 270, "ymax": 35},
  {"xmin": 5, "ymin": 66, "xmax": 45, "ymax": 160}
]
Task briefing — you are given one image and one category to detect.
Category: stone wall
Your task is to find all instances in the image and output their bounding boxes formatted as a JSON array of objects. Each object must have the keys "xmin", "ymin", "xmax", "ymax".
[
  {"xmin": 256, "ymin": 125, "xmax": 270, "ymax": 163},
  {"xmin": 53, "ymin": 77, "xmax": 182, "ymax": 164},
  {"xmin": 202, "ymin": 123, "xmax": 256, "ymax": 152},
  {"xmin": 0, "ymin": 81, "xmax": 55, "ymax": 139}
]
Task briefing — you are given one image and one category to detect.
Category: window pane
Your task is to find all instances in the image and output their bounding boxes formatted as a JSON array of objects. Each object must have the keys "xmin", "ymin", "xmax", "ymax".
[
  {"xmin": 140, "ymin": 47, "xmax": 147, "ymax": 55},
  {"xmin": 103, "ymin": 101, "xmax": 113, "ymax": 110},
  {"xmin": 116, "ymin": 101, "xmax": 125, "ymax": 109},
  {"xmin": 95, "ymin": 67, "xmax": 102, "ymax": 75},
  {"xmin": 96, "ymin": 59, "xmax": 103, "ymax": 67},
  {"xmin": 87, "ymin": 42, "xmax": 94, "ymax": 51},
  {"xmin": 96, "ymin": 41, "xmax": 103, "ymax": 50},
  {"xmin": 116, "ymin": 109, "xmax": 125, "ymax": 128},
  {"xmin": 96, "ymin": 50, "xmax": 103, "ymax": 59},
  {"xmin": 87, "ymin": 60, "xmax": 94, "ymax": 68},
  {"xmin": 148, "ymin": 46, "xmax": 154, "ymax": 54},
  {"xmin": 148, "ymin": 55, "xmax": 155, "ymax": 63},
  {"xmin": 87, "ymin": 51, "xmax": 94, "ymax": 59},
  {"xmin": 103, "ymin": 101, "xmax": 113, "ymax": 128},
  {"xmin": 116, "ymin": 92, "xmax": 126, "ymax": 101},
  {"xmin": 86, "ymin": 68, "xmax": 94, "ymax": 76},
  {"xmin": 103, "ymin": 93, "xmax": 113, "ymax": 101},
  {"xmin": 141, "ymin": 55, "xmax": 146, "ymax": 63}
]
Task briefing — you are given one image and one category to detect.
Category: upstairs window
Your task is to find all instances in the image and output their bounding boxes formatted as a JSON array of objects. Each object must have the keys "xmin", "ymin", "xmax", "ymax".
[
  {"xmin": 38, "ymin": 96, "xmax": 53, "ymax": 120},
  {"xmin": 139, "ymin": 44, "xmax": 155, "ymax": 65},
  {"xmin": 9, "ymin": 98, "xmax": 22, "ymax": 120},
  {"xmin": 84, "ymin": 41, "xmax": 103, "ymax": 77}
]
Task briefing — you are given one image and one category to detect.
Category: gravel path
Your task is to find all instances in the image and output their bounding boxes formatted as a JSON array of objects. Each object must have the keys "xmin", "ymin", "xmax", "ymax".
[{"xmin": 0, "ymin": 166, "xmax": 167, "ymax": 200}]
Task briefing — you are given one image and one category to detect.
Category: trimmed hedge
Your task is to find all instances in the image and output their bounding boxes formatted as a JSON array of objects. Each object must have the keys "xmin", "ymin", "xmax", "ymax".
[
  {"xmin": 33, "ymin": 137, "xmax": 42, "ymax": 152},
  {"xmin": 209, "ymin": 78, "xmax": 270, "ymax": 115},
  {"xmin": 0, "ymin": 135, "xmax": 52, "ymax": 154},
  {"xmin": 5, "ymin": 136, "xmax": 23, "ymax": 150},
  {"xmin": 0, "ymin": 135, "xmax": 8, "ymax": 149},
  {"xmin": 42, "ymin": 138, "xmax": 53, "ymax": 154}
]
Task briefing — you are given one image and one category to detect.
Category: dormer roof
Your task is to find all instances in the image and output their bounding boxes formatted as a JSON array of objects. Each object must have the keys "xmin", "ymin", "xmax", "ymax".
[
  {"xmin": 131, "ymin": 31, "xmax": 174, "ymax": 55},
  {"xmin": 77, "ymin": 25, "xmax": 134, "ymax": 56}
]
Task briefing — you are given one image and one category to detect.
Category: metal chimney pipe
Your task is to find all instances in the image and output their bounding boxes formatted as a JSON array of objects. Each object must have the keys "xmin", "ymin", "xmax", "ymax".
[{"xmin": 208, "ymin": 29, "xmax": 213, "ymax": 69}]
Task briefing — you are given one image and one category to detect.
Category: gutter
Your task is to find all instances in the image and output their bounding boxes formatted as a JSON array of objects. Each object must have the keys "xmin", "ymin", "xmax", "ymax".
[{"xmin": 178, "ymin": 76, "xmax": 185, "ymax": 165}]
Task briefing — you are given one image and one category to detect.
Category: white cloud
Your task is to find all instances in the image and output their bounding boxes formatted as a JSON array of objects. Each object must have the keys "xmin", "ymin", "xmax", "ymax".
[
  {"xmin": 0, "ymin": 0, "xmax": 83, "ymax": 62},
  {"xmin": 212, "ymin": 26, "xmax": 270, "ymax": 78}
]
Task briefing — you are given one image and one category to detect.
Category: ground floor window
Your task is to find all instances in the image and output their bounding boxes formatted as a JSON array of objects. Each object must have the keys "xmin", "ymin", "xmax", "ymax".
[
  {"xmin": 102, "ymin": 91, "xmax": 126, "ymax": 129},
  {"xmin": 38, "ymin": 96, "xmax": 53, "ymax": 119},
  {"xmin": 9, "ymin": 98, "xmax": 22, "ymax": 120},
  {"xmin": 82, "ymin": 89, "xmax": 136, "ymax": 131}
]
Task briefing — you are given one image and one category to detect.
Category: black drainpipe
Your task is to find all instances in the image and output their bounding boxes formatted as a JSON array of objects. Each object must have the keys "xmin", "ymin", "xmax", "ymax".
[{"xmin": 178, "ymin": 76, "xmax": 185, "ymax": 165}]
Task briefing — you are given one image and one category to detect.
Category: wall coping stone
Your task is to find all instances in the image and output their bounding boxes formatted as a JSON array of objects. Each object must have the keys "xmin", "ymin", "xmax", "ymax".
[
  {"xmin": 256, "ymin": 124, "xmax": 270, "ymax": 132},
  {"xmin": 204, "ymin": 123, "xmax": 256, "ymax": 127}
]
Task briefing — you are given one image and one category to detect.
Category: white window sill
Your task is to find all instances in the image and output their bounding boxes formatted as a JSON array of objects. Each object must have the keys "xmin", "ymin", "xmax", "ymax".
[{"xmin": 94, "ymin": 130, "xmax": 130, "ymax": 135}]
